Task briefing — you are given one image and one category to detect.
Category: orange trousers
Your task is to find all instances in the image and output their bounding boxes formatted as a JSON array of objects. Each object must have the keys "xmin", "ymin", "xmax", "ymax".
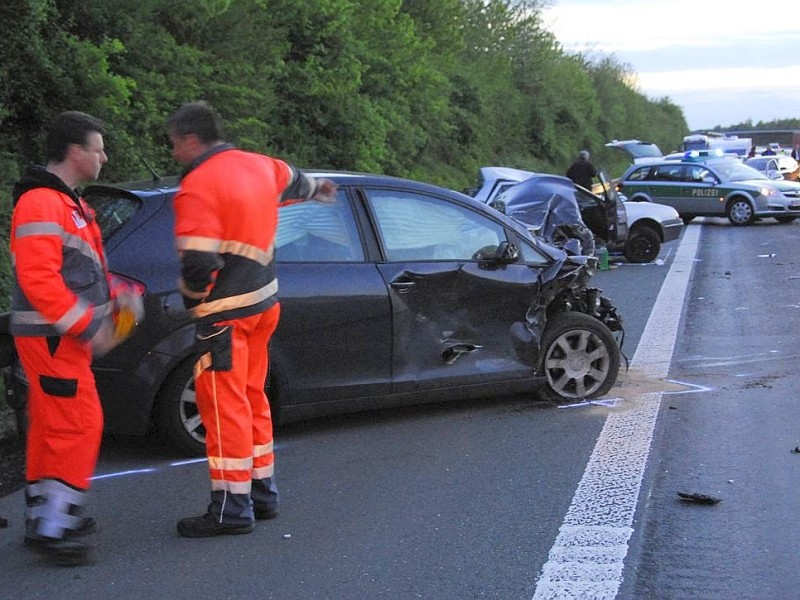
[
  {"xmin": 194, "ymin": 304, "xmax": 280, "ymax": 495},
  {"xmin": 15, "ymin": 335, "xmax": 103, "ymax": 490}
]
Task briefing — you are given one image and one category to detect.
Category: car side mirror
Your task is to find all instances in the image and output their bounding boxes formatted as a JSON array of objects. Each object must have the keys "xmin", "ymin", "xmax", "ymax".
[{"xmin": 495, "ymin": 241, "xmax": 519, "ymax": 263}]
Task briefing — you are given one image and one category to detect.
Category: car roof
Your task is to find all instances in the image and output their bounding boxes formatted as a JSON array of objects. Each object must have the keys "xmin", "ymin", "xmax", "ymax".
[
  {"xmin": 89, "ymin": 170, "xmax": 523, "ymax": 238},
  {"xmin": 105, "ymin": 170, "xmax": 475, "ymax": 201},
  {"xmin": 627, "ymin": 156, "xmax": 734, "ymax": 170}
]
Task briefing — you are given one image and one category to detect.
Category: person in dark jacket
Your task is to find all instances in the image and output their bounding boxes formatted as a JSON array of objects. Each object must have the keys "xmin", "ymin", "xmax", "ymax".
[{"xmin": 565, "ymin": 150, "xmax": 598, "ymax": 190}]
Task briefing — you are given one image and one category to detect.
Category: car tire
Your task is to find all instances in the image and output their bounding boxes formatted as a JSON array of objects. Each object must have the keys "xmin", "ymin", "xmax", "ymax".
[
  {"xmin": 623, "ymin": 225, "xmax": 661, "ymax": 263},
  {"xmin": 156, "ymin": 358, "xmax": 206, "ymax": 456},
  {"xmin": 727, "ymin": 197, "xmax": 755, "ymax": 226},
  {"xmin": 155, "ymin": 357, "xmax": 284, "ymax": 456},
  {"xmin": 776, "ymin": 216, "xmax": 796, "ymax": 224},
  {"xmin": 538, "ymin": 312, "xmax": 620, "ymax": 401}
]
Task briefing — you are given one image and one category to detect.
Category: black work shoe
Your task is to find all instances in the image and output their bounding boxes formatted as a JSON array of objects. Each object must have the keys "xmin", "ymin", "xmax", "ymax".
[
  {"xmin": 254, "ymin": 505, "xmax": 279, "ymax": 521},
  {"xmin": 177, "ymin": 512, "xmax": 255, "ymax": 538},
  {"xmin": 70, "ymin": 517, "xmax": 98, "ymax": 537},
  {"xmin": 26, "ymin": 537, "xmax": 94, "ymax": 567},
  {"xmin": 25, "ymin": 517, "xmax": 97, "ymax": 549}
]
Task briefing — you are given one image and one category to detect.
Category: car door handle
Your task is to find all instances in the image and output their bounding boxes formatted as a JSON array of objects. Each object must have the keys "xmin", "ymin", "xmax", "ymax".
[{"xmin": 390, "ymin": 281, "xmax": 415, "ymax": 293}]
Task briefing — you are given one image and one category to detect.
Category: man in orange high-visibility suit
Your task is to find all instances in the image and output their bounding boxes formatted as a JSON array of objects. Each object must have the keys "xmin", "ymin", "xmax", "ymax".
[
  {"xmin": 10, "ymin": 111, "xmax": 143, "ymax": 566},
  {"xmin": 167, "ymin": 101, "xmax": 337, "ymax": 537}
]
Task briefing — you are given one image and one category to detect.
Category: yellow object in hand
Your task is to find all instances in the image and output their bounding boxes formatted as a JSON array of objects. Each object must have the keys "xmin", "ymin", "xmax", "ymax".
[{"xmin": 114, "ymin": 307, "xmax": 137, "ymax": 338}]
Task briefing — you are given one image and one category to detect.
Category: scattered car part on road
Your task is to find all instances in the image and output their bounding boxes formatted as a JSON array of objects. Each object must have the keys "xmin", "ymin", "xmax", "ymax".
[{"xmin": 677, "ymin": 491, "xmax": 722, "ymax": 505}]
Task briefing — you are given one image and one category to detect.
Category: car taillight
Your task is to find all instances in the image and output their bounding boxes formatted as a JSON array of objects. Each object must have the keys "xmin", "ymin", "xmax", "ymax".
[{"xmin": 110, "ymin": 272, "xmax": 146, "ymax": 296}]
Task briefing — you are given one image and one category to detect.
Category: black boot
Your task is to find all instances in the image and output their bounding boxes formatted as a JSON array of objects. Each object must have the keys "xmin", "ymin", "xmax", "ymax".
[
  {"xmin": 25, "ymin": 516, "xmax": 96, "ymax": 547},
  {"xmin": 23, "ymin": 480, "xmax": 95, "ymax": 566},
  {"xmin": 252, "ymin": 477, "xmax": 279, "ymax": 520},
  {"xmin": 177, "ymin": 512, "xmax": 255, "ymax": 538},
  {"xmin": 178, "ymin": 490, "xmax": 255, "ymax": 538},
  {"xmin": 253, "ymin": 505, "xmax": 279, "ymax": 520},
  {"xmin": 26, "ymin": 535, "xmax": 94, "ymax": 566}
]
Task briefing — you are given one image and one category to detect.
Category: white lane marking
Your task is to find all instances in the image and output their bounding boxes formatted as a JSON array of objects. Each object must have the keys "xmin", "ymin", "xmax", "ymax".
[
  {"xmin": 532, "ymin": 224, "xmax": 702, "ymax": 599},
  {"xmin": 91, "ymin": 458, "xmax": 207, "ymax": 481},
  {"xmin": 92, "ymin": 468, "xmax": 157, "ymax": 481},
  {"xmin": 662, "ymin": 380, "xmax": 714, "ymax": 395}
]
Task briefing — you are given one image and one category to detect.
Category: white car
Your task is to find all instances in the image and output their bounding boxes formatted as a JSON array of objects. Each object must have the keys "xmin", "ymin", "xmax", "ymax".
[
  {"xmin": 469, "ymin": 166, "xmax": 682, "ymax": 263},
  {"xmin": 745, "ymin": 155, "xmax": 800, "ymax": 181}
]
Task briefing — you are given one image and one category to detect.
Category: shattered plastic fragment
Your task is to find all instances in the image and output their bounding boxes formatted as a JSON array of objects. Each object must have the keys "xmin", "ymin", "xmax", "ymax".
[{"xmin": 677, "ymin": 491, "xmax": 721, "ymax": 505}]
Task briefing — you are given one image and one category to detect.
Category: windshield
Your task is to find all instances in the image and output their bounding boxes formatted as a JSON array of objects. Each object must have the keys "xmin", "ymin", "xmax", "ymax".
[
  {"xmin": 710, "ymin": 160, "xmax": 768, "ymax": 182},
  {"xmin": 745, "ymin": 158, "xmax": 770, "ymax": 169},
  {"xmin": 619, "ymin": 142, "xmax": 663, "ymax": 159}
]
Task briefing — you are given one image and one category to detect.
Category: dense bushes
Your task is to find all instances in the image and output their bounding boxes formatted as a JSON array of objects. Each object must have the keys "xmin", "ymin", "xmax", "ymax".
[{"xmin": 0, "ymin": 0, "xmax": 692, "ymax": 309}]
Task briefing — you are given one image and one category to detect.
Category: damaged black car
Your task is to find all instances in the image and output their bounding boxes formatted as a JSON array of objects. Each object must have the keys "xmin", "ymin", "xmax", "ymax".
[{"xmin": 0, "ymin": 172, "xmax": 623, "ymax": 455}]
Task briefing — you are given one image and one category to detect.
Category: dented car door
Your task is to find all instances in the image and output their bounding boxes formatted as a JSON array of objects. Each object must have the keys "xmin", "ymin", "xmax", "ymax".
[{"xmin": 363, "ymin": 188, "xmax": 552, "ymax": 392}]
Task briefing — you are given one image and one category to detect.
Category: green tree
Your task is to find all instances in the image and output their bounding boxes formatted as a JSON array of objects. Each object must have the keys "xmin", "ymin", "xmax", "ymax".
[{"xmin": 0, "ymin": 0, "xmax": 722, "ymax": 309}]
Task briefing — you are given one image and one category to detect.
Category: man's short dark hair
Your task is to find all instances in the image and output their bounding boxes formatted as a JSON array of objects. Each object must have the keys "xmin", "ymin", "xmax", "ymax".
[
  {"xmin": 46, "ymin": 111, "xmax": 105, "ymax": 163},
  {"xmin": 168, "ymin": 101, "xmax": 225, "ymax": 144}
]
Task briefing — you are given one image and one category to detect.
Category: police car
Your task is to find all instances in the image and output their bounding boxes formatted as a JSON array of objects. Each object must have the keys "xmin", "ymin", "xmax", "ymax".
[{"xmin": 618, "ymin": 153, "xmax": 800, "ymax": 225}]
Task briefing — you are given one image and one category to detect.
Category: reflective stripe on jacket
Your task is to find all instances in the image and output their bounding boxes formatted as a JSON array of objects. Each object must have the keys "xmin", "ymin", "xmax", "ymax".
[
  {"xmin": 10, "ymin": 186, "xmax": 112, "ymax": 339},
  {"xmin": 174, "ymin": 145, "xmax": 297, "ymax": 324}
]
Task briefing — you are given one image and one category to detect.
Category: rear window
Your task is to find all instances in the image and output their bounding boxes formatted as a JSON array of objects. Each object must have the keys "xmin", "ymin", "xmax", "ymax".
[{"xmin": 84, "ymin": 188, "xmax": 142, "ymax": 242}]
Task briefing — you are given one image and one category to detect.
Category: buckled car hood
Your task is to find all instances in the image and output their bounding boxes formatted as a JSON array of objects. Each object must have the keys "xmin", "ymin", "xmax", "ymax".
[{"xmin": 498, "ymin": 181, "xmax": 596, "ymax": 258}]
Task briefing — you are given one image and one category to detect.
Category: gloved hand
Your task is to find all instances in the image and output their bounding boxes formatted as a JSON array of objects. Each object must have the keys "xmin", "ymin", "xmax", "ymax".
[{"xmin": 311, "ymin": 178, "xmax": 338, "ymax": 203}]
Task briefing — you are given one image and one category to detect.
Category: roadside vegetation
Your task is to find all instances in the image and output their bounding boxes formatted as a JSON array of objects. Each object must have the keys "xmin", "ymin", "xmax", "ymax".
[{"xmin": 1, "ymin": 0, "xmax": 798, "ymax": 314}]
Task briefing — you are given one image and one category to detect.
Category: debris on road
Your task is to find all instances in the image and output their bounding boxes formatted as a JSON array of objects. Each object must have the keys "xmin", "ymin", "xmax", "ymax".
[
  {"xmin": 677, "ymin": 491, "xmax": 721, "ymax": 505},
  {"xmin": 791, "ymin": 446, "xmax": 800, "ymax": 454}
]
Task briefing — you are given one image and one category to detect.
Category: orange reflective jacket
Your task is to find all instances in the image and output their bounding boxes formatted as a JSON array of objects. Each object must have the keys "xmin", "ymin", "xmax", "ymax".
[
  {"xmin": 10, "ymin": 166, "xmax": 112, "ymax": 340},
  {"xmin": 174, "ymin": 146, "xmax": 298, "ymax": 324}
]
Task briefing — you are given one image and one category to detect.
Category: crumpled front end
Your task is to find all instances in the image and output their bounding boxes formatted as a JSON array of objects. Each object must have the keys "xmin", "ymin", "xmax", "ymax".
[{"xmin": 508, "ymin": 254, "xmax": 624, "ymax": 369}]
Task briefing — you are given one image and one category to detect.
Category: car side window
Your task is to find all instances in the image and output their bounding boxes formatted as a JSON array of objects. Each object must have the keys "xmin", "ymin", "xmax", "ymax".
[
  {"xmin": 84, "ymin": 190, "xmax": 141, "ymax": 242},
  {"xmin": 626, "ymin": 167, "xmax": 651, "ymax": 182},
  {"xmin": 574, "ymin": 187, "xmax": 600, "ymax": 209},
  {"xmin": 686, "ymin": 165, "xmax": 710, "ymax": 182},
  {"xmin": 366, "ymin": 190, "xmax": 506, "ymax": 261},
  {"xmin": 653, "ymin": 165, "xmax": 682, "ymax": 181},
  {"xmin": 275, "ymin": 189, "xmax": 364, "ymax": 262}
]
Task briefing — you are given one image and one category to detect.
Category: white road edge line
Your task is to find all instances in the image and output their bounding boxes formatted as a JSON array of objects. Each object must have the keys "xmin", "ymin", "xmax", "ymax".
[{"xmin": 532, "ymin": 224, "xmax": 702, "ymax": 600}]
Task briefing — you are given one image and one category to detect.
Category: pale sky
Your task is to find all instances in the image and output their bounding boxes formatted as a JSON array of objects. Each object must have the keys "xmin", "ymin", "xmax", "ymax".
[{"xmin": 541, "ymin": 0, "xmax": 800, "ymax": 131}]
